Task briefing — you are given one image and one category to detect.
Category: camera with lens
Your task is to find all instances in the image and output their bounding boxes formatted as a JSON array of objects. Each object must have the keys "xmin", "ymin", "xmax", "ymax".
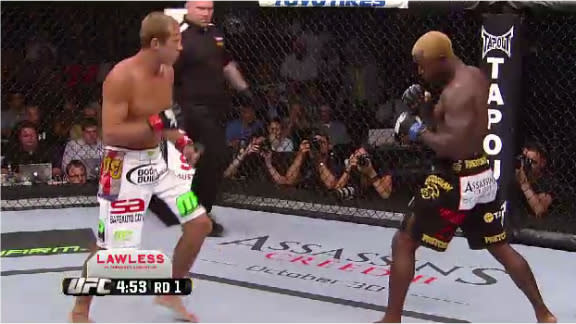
[
  {"xmin": 309, "ymin": 137, "xmax": 322, "ymax": 153},
  {"xmin": 333, "ymin": 186, "xmax": 356, "ymax": 201},
  {"xmin": 260, "ymin": 138, "xmax": 272, "ymax": 152},
  {"xmin": 515, "ymin": 154, "xmax": 534, "ymax": 173},
  {"xmin": 357, "ymin": 154, "xmax": 371, "ymax": 167}
]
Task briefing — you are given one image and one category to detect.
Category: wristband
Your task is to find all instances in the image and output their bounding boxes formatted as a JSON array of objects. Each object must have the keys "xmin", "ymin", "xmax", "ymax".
[
  {"xmin": 175, "ymin": 133, "xmax": 193, "ymax": 152},
  {"xmin": 148, "ymin": 115, "xmax": 164, "ymax": 133},
  {"xmin": 370, "ymin": 174, "xmax": 380, "ymax": 184}
]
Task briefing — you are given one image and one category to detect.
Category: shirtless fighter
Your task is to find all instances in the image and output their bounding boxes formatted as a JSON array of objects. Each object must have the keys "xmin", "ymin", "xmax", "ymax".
[
  {"xmin": 382, "ymin": 31, "xmax": 556, "ymax": 322},
  {"xmin": 70, "ymin": 12, "xmax": 212, "ymax": 322}
]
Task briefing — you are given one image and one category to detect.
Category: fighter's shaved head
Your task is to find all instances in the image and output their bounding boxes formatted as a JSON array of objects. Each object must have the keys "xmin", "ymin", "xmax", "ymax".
[
  {"xmin": 140, "ymin": 11, "xmax": 179, "ymax": 48},
  {"xmin": 411, "ymin": 31, "xmax": 454, "ymax": 60}
]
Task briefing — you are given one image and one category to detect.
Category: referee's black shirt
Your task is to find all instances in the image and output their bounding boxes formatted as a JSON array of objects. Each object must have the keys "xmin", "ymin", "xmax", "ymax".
[{"xmin": 174, "ymin": 18, "xmax": 232, "ymax": 107}]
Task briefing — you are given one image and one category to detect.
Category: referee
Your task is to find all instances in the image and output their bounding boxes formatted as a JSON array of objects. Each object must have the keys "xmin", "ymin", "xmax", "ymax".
[{"xmin": 173, "ymin": 1, "xmax": 251, "ymax": 236}]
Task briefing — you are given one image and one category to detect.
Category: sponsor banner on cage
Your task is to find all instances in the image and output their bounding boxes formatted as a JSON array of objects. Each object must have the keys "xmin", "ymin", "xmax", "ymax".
[
  {"xmin": 86, "ymin": 249, "xmax": 172, "ymax": 279},
  {"xmin": 480, "ymin": 14, "xmax": 523, "ymax": 220},
  {"xmin": 258, "ymin": 0, "xmax": 408, "ymax": 8}
]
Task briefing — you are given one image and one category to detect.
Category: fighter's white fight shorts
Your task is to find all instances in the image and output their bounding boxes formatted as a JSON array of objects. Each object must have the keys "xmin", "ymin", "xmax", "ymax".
[{"xmin": 96, "ymin": 145, "xmax": 205, "ymax": 249}]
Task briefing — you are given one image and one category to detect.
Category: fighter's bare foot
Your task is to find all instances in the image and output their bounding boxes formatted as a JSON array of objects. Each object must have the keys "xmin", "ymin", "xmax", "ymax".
[
  {"xmin": 154, "ymin": 295, "xmax": 198, "ymax": 322},
  {"xmin": 375, "ymin": 315, "xmax": 401, "ymax": 323},
  {"xmin": 536, "ymin": 311, "xmax": 557, "ymax": 323},
  {"xmin": 69, "ymin": 311, "xmax": 93, "ymax": 323}
]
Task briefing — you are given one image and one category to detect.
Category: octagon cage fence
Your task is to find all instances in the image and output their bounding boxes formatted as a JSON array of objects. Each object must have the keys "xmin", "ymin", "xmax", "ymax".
[{"xmin": 1, "ymin": 1, "xmax": 575, "ymax": 251}]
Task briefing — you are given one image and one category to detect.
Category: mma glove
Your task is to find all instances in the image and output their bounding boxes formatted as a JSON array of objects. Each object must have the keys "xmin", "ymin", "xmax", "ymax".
[
  {"xmin": 148, "ymin": 104, "xmax": 203, "ymax": 156},
  {"xmin": 148, "ymin": 103, "xmax": 184, "ymax": 132},
  {"xmin": 401, "ymin": 84, "xmax": 427, "ymax": 115},
  {"xmin": 394, "ymin": 111, "xmax": 427, "ymax": 142}
]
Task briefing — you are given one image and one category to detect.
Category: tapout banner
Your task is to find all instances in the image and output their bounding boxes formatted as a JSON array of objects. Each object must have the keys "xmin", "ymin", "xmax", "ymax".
[{"xmin": 480, "ymin": 14, "xmax": 523, "ymax": 225}]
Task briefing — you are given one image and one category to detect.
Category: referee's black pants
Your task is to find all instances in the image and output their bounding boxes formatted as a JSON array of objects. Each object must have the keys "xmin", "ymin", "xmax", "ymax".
[
  {"xmin": 184, "ymin": 103, "xmax": 229, "ymax": 214},
  {"xmin": 150, "ymin": 103, "xmax": 229, "ymax": 226}
]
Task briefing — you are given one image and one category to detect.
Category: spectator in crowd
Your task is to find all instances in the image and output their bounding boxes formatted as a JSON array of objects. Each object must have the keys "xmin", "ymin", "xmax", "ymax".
[
  {"xmin": 263, "ymin": 88, "xmax": 287, "ymax": 121},
  {"xmin": 280, "ymin": 39, "xmax": 319, "ymax": 90},
  {"xmin": 66, "ymin": 159, "xmax": 87, "ymax": 184},
  {"xmin": 70, "ymin": 102, "xmax": 101, "ymax": 140},
  {"xmin": 25, "ymin": 31, "xmax": 57, "ymax": 64},
  {"xmin": 22, "ymin": 104, "xmax": 43, "ymax": 135},
  {"xmin": 343, "ymin": 40, "xmax": 380, "ymax": 107},
  {"xmin": 515, "ymin": 141, "xmax": 554, "ymax": 218},
  {"xmin": 61, "ymin": 118, "xmax": 102, "ymax": 180},
  {"xmin": 347, "ymin": 147, "xmax": 393, "ymax": 199},
  {"xmin": 225, "ymin": 104, "xmax": 264, "ymax": 150},
  {"xmin": 284, "ymin": 101, "xmax": 311, "ymax": 146},
  {"xmin": 375, "ymin": 87, "xmax": 406, "ymax": 128},
  {"xmin": 316, "ymin": 104, "xmax": 351, "ymax": 146},
  {"xmin": 1, "ymin": 92, "xmax": 26, "ymax": 137},
  {"xmin": 223, "ymin": 131, "xmax": 295, "ymax": 186},
  {"xmin": 53, "ymin": 96, "xmax": 80, "ymax": 142},
  {"xmin": 224, "ymin": 133, "xmax": 265, "ymax": 180},
  {"xmin": 1, "ymin": 121, "xmax": 61, "ymax": 176},
  {"xmin": 267, "ymin": 118, "xmax": 294, "ymax": 152},
  {"xmin": 284, "ymin": 130, "xmax": 350, "ymax": 190}
]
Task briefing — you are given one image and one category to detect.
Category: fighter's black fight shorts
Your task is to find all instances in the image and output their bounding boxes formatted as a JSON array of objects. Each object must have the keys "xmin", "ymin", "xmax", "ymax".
[{"xmin": 403, "ymin": 155, "xmax": 507, "ymax": 251}]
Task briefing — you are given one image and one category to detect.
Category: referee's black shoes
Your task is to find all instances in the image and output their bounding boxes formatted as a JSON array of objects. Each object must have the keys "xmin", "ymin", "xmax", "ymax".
[{"xmin": 208, "ymin": 215, "xmax": 224, "ymax": 237}]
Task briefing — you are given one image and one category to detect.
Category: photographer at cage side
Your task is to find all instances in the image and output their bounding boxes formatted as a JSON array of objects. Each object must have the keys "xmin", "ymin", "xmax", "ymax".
[
  {"xmin": 513, "ymin": 141, "xmax": 554, "ymax": 218},
  {"xmin": 283, "ymin": 130, "xmax": 350, "ymax": 190},
  {"xmin": 339, "ymin": 147, "xmax": 393, "ymax": 200},
  {"xmin": 223, "ymin": 130, "xmax": 290, "ymax": 185}
]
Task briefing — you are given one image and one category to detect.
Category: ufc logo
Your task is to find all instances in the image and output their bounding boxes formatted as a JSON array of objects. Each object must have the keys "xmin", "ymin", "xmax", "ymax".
[
  {"xmin": 64, "ymin": 278, "xmax": 111, "ymax": 296},
  {"xmin": 110, "ymin": 199, "xmax": 146, "ymax": 214}
]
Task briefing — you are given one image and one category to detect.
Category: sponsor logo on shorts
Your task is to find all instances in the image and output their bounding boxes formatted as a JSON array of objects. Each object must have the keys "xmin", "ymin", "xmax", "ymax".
[
  {"xmin": 484, "ymin": 212, "xmax": 495, "ymax": 223},
  {"xmin": 109, "ymin": 214, "xmax": 143, "ymax": 224},
  {"xmin": 482, "ymin": 26, "xmax": 514, "ymax": 58},
  {"xmin": 126, "ymin": 164, "xmax": 165, "ymax": 185},
  {"xmin": 420, "ymin": 175, "xmax": 453, "ymax": 200},
  {"xmin": 110, "ymin": 199, "xmax": 146, "ymax": 215},
  {"xmin": 463, "ymin": 176, "xmax": 496, "ymax": 194},
  {"xmin": 439, "ymin": 208, "xmax": 466, "ymax": 225},
  {"xmin": 421, "ymin": 234, "xmax": 449, "ymax": 250},
  {"xmin": 101, "ymin": 154, "xmax": 123, "ymax": 180},
  {"xmin": 113, "ymin": 229, "xmax": 134, "ymax": 242},
  {"xmin": 108, "ymin": 199, "xmax": 145, "ymax": 234},
  {"xmin": 484, "ymin": 232, "xmax": 506, "ymax": 244}
]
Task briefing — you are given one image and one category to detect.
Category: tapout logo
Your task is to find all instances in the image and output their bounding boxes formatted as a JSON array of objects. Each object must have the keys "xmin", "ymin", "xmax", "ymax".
[
  {"xmin": 483, "ymin": 52, "xmax": 508, "ymax": 180},
  {"xmin": 482, "ymin": 26, "xmax": 514, "ymax": 59}
]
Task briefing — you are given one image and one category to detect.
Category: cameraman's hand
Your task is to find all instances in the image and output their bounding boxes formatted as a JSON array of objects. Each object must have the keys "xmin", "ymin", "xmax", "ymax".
[
  {"xmin": 348, "ymin": 154, "xmax": 358, "ymax": 171},
  {"xmin": 299, "ymin": 140, "xmax": 311, "ymax": 155},
  {"xmin": 260, "ymin": 150, "xmax": 272, "ymax": 164},
  {"xmin": 516, "ymin": 164, "xmax": 529, "ymax": 186},
  {"xmin": 247, "ymin": 142, "xmax": 260, "ymax": 155}
]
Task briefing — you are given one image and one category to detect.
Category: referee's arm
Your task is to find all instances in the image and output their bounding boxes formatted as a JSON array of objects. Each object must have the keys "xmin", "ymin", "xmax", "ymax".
[
  {"xmin": 220, "ymin": 40, "xmax": 249, "ymax": 92},
  {"xmin": 223, "ymin": 61, "xmax": 248, "ymax": 92}
]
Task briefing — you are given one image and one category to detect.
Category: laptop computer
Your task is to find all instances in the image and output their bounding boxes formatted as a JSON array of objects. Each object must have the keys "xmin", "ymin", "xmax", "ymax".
[{"xmin": 18, "ymin": 163, "xmax": 52, "ymax": 183}]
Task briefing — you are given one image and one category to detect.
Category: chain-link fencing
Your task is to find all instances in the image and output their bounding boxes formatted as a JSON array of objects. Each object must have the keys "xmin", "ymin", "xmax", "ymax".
[{"xmin": 1, "ymin": 2, "xmax": 574, "ymax": 248}]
